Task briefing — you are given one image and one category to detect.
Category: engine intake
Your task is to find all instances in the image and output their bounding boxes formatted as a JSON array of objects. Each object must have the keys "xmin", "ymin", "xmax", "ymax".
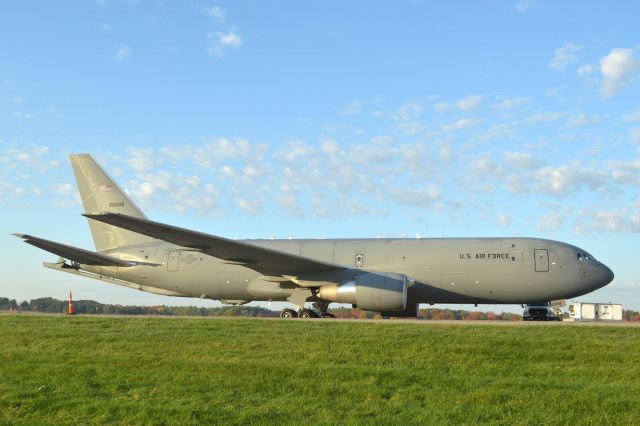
[{"xmin": 318, "ymin": 272, "xmax": 408, "ymax": 311}]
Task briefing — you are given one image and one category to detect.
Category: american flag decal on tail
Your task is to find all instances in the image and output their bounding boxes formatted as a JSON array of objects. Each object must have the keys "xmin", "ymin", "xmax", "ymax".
[{"xmin": 99, "ymin": 184, "xmax": 112, "ymax": 192}]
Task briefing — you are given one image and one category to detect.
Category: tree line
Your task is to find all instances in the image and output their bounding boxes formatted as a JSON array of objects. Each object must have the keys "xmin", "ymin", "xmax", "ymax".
[
  {"xmin": 2, "ymin": 297, "xmax": 639, "ymax": 320},
  {"xmin": 0, "ymin": 297, "xmax": 277, "ymax": 317}
]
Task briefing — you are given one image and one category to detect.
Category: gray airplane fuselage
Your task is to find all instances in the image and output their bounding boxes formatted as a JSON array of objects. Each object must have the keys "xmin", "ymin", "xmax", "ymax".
[
  {"xmin": 88, "ymin": 236, "xmax": 613, "ymax": 305},
  {"xmin": 18, "ymin": 154, "xmax": 614, "ymax": 314}
]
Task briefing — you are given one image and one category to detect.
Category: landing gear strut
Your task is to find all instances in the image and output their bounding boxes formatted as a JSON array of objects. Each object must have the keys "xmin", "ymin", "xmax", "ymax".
[{"xmin": 313, "ymin": 301, "xmax": 335, "ymax": 318}]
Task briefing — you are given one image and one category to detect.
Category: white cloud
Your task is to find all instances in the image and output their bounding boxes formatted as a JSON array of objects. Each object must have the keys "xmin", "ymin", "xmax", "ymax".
[
  {"xmin": 497, "ymin": 213, "xmax": 511, "ymax": 226},
  {"xmin": 390, "ymin": 186, "xmax": 441, "ymax": 208},
  {"xmin": 125, "ymin": 147, "xmax": 162, "ymax": 172},
  {"xmin": 435, "ymin": 95, "xmax": 483, "ymax": 112},
  {"xmin": 127, "ymin": 170, "xmax": 220, "ymax": 214},
  {"xmin": 371, "ymin": 135, "xmax": 393, "ymax": 145},
  {"xmin": 7, "ymin": 94, "xmax": 637, "ymax": 228},
  {"xmin": 534, "ymin": 164, "xmax": 607, "ymax": 195},
  {"xmin": 114, "ymin": 44, "xmax": 131, "ymax": 61},
  {"xmin": 545, "ymin": 85, "xmax": 566, "ymax": 100},
  {"xmin": 204, "ymin": 5, "xmax": 225, "ymax": 22},
  {"xmin": 515, "ymin": 0, "xmax": 534, "ymax": 12},
  {"xmin": 394, "ymin": 100, "xmax": 423, "ymax": 121},
  {"xmin": 220, "ymin": 165, "xmax": 235, "ymax": 177},
  {"xmin": 505, "ymin": 174, "xmax": 528, "ymax": 194},
  {"xmin": 53, "ymin": 183, "xmax": 73, "ymax": 195},
  {"xmin": 600, "ymin": 48, "xmax": 640, "ymax": 97},
  {"xmin": 237, "ymin": 198, "xmax": 263, "ymax": 214},
  {"xmin": 207, "ymin": 28, "xmax": 243, "ymax": 56},
  {"xmin": 523, "ymin": 111, "xmax": 566, "ymax": 123},
  {"xmin": 11, "ymin": 96, "xmax": 25, "ymax": 104},
  {"xmin": 13, "ymin": 111, "xmax": 36, "ymax": 120},
  {"xmin": 478, "ymin": 124, "xmax": 515, "ymax": 142},
  {"xmin": 580, "ymin": 208, "xmax": 640, "ymax": 233},
  {"xmin": 549, "ymin": 42, "xmax": 582, "ymax": 71},
  {"xmin": 537, "ymin": 211, "xmax": 569, "ymax": 232},
  {"xmin": 321, "ymin": 139, "xmax": 339, "ymax": 155},
  {"xmin": 276, "ymin": 193, "xmax": 303, "ymax": 217},
  {"xmin": 504, "ymin": 152, "xmax": 542, "ymax": 169},
  {"xmin": 341, "ymin": 100, "xmax": 362, "ymax": 116},
  {"xmin": 442, "ymin": 117, "xmax": 481, "ymax": 132},
  {"xmin": 631, "ymin": 128, "xmax": 640, "ymax": 143},
  {"xmin": 456, "ymin": 95, "xmax": 483, "ymax": 111},
  {"xmin": 468, "ymin": 155, "xmax": 502, "ymax": 178},
  {"xmin": 622, "ymin": 110, "xmax": 640, "ymax": 122},
  {"xmin": 566, "ymin": 113, "xmax": 600, "ymax": 127},
  {"xmin": 609, "ymin": 158, "xmax": 640, "ymax": 184},
  {"xmin": 577, "ymin": 64, "xmax": 595, "ymax": 76},
  {"xmin": 493, "ymin": 96, "xmax": 530, "ymax": 110}
]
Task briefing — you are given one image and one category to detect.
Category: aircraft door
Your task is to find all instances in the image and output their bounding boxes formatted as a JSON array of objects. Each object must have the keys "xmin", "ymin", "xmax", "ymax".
[
  {"xmin": 167, "ymin": 250, "xmax": 181, "ymax": 272},
  {"xmin": 534, "ymin": 249, "xmax": 549, "ymax": 272}
]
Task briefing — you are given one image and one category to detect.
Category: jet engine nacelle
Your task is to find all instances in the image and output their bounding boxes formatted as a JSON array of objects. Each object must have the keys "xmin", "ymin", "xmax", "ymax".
[{"xmin": 318, "ymin": 272, "xmax": 409, "ymax": 311}]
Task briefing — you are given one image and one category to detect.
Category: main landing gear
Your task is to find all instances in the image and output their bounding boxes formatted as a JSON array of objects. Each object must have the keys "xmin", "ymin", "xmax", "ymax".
[
  {"xmin": 280, "ymin": 309, "xmax": 298, "ymax": 318},
  {"xmin": 279, "ymin": 302, "xmax": 335, "ymax": 319}
]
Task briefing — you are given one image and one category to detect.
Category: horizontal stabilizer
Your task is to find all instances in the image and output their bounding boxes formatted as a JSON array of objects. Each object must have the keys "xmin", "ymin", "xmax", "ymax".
[
  {"xmin": 14, "ymin": 234, "xmax": 133, "ymax": 267},
  {"xmin": 83, "ymin": 212, "xmax": 345, "ymax": 276}
]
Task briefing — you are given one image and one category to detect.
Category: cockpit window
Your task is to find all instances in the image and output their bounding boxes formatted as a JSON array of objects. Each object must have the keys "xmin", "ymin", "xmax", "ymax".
[{"xmin": 577, "ymin": 252, "xmax": 597, "ymax": 262}]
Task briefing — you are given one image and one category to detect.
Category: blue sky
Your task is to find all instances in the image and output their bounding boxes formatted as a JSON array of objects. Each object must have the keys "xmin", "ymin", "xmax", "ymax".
[{"xmin": 2, "ymin": 1, "xmax": 639, "ymax": 312}]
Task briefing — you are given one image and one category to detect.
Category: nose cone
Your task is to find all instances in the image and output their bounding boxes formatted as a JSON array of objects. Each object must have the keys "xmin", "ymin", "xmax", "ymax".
[{"xmin": 602, "ymin": 264, "xmax": 614, "ymax": 286}]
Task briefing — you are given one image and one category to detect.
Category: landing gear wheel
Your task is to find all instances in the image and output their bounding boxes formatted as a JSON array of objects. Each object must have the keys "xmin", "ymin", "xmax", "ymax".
[
  {"xmin": 280, "ymin": 309, "xmax": 298, "ymax": 318},
  {"xmin": 298, "ymin": 309, "xmax": 318, "ymax": 319},
  {"xmin": 321, "ymin": 313, "xmax": 335, "ymax": 319}
]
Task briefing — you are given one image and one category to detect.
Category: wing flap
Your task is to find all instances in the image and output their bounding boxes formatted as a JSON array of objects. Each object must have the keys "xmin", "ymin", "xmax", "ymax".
[
  {"xmin": 14, "ymin": 234, "xmax": 133, "ymax": 267},
  {"xmin": 82, "ymin": 212, "xmax": 345, "ymax": 275}
]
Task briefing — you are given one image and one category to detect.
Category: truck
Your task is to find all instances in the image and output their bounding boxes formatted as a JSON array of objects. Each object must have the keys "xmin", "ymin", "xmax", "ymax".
[{"xmin": 522, "ymin": 302, "xmax": 562, "ymax": 321}]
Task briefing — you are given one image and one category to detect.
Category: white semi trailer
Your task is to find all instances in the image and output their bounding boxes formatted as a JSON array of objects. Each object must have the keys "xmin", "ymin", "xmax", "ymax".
[{"xmin": 568, "ymin": 302, "xmax": 622, "ymax": 321}]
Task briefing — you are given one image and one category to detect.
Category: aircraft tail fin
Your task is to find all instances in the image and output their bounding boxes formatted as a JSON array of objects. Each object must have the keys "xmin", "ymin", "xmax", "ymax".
[{"xmin": 70, "ymin": 154, "xmax": 154, "ymax": 251}]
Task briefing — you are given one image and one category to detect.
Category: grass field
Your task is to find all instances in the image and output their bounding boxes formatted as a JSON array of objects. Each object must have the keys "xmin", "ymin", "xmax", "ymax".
[{"xmin": 1, "ymin": 315, "xmax": 639, "ymax": 425}]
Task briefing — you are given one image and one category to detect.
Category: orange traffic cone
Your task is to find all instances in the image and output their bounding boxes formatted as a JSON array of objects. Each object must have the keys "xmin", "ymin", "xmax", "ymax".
[{"xmin": 68, "ymin": 290, "xmax": 75, "ymax": 315}]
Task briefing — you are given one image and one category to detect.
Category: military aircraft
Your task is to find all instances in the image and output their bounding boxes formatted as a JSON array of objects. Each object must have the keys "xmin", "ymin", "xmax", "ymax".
[{"xmin": 15, "ymin": 154, "xmax": 614, "ymax": 318}]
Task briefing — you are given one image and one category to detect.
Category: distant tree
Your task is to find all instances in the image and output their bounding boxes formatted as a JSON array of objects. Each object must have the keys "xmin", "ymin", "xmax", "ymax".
[
  {"xmin": 2, "ymin": 295, "xmax": 525, "ymax": 320},
  {"xmin": 485, "ymin": 312, "xmax": 498, "ymax": 321},
  {"xmin": 417, "ymin": 309, "xmax": 432, "ymax": 320},
  {"xmin": 431, "ymin": 309, "xmax": 456, "ymax": 320},
  {"xmin": 500, "ymin": 312, "xmax": 522, "ymax": 321},
  {"xmin": 466, "ymin": 311, "xmax": 486, "ymax": 320}
]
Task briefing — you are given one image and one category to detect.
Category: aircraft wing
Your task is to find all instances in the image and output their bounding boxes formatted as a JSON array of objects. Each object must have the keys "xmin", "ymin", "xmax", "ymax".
[
  {"xmin": 83, "ymin": 212, "xmax": 346, "ymax": 276},
  {"xmin": 14, "ymin": 234, "xmax": 134, "ymax": 267}
]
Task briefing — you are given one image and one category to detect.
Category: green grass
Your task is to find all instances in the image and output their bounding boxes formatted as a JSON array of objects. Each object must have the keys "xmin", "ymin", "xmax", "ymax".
[{"xmin": 1, "ymin": 316, "xmax": 639, "ymax": 425}]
